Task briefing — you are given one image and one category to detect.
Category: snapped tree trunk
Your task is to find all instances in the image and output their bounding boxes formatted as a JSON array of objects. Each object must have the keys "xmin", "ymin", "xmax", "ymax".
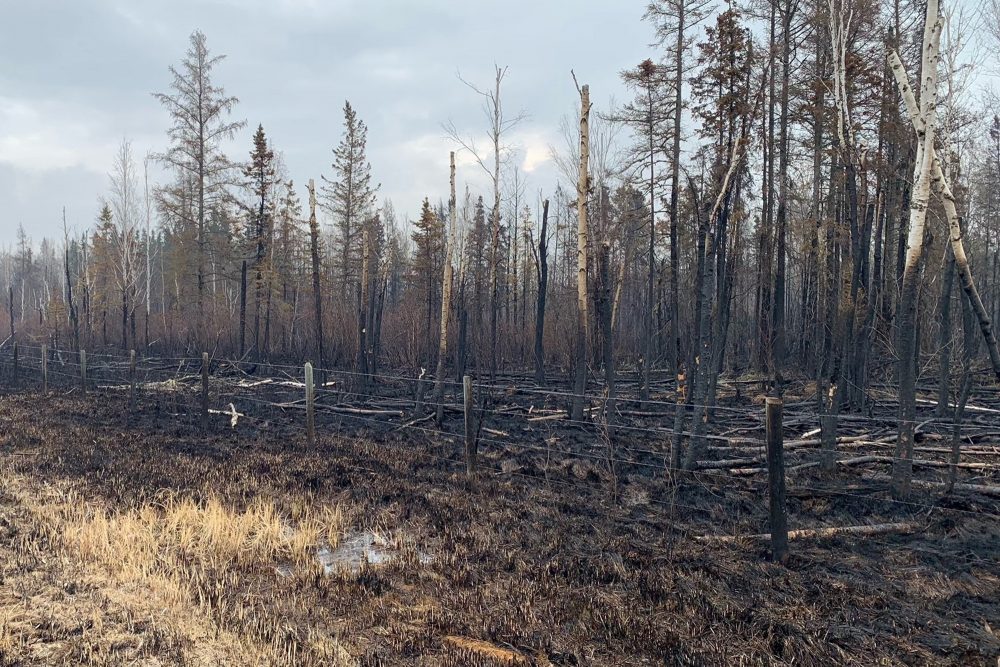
[
  {"xmin": 433, "ymin": 152, "xmax": 458, "ymax": 425},
  {"xmin": 534, "ymin": 199, "xmax": 549, "ymax": 384}
]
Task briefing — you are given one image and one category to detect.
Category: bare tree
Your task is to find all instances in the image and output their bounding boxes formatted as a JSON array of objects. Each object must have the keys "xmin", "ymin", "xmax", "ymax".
[
  {"xmin": 444, "ymin": 65, "xmax": 526, "ymax": 379},
  {"xmin": 571, "ymin": 76, "xmax": 592, "ymax": 421},
  {"xmin": 433, "ymin": 153, "xmax": 458, "ymax": 424},
  {"xmin": 107, "ymin": 139, "xmax": 145, "ymax": 349}
]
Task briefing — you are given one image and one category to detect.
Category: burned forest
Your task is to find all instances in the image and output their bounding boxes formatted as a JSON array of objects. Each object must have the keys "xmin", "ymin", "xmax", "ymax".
[{"xmin": 0, "ymin": 0, "xmax": 999, "ymax": 665}]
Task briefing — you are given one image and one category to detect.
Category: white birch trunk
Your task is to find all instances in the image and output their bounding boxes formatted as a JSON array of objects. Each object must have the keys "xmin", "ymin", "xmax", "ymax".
[{"xmin": 571, "ymin": 81, "xmax": 591, "ymax": 420}]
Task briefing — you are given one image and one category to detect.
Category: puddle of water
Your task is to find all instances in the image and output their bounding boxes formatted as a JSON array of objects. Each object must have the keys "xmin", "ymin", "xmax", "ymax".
[
  {"xmin": 318, "ymin": 531, "xmax": 391, "ymax": 574},
  {"xmin": 275, "ymin": 530, "xmax": 432, "ymax": 577}
]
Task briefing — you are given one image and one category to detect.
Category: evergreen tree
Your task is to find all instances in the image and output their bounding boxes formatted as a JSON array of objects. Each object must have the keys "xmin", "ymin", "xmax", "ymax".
[
  {"xmin": 243, "ymin": 124, "xmax": 276, "ymax": 356},
  {"xmin": 411, "ymin": 198, "xmax": 446, "ymax": 361},
  {"xmin": 321, "ymin": 101, "xmax": 378, "ymax": 302},
  {"xmin": 153, "ymin": 30, "xmax": 243, "ymax": 340}
]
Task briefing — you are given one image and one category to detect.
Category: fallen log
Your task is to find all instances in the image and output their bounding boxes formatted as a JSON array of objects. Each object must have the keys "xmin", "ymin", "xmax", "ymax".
[
  {"xmin": 867, "ymin": 475, "xmax": 1000, "ymax": 497},
  {"xmin": 698, "ymin": 458, "xmax": 759, "ymax": 469},
  {"xmin": 741, "ymin": 454, "xmax": 995, "ymax": 475},
  {"xmin": 916, "ymin": 397, "xmax": 1000, "ymax": 415},
  {"xmin": 695, "ymin": 522, "xmax": 920, "ymax": 543}
]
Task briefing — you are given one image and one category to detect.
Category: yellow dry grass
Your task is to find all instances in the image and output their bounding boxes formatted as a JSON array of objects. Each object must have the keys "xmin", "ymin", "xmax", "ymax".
[{"xmin": 0, "ymin": 473, "xmax": 352, "ymax": 666}]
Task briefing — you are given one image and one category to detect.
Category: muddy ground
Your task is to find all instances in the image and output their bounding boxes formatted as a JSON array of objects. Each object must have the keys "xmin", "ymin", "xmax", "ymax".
[{"xmin": 0, "ymin": 375, "xmax": 998, "ymax": 665}]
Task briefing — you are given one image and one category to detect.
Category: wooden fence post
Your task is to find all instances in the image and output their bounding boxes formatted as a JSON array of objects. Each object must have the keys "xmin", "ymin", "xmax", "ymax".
[
  {"xmin": 201, "ymin": 352, "xmax": 209, "ymax": 431},
  {"xmin": 41, "ymin": 345, "xmax": 47, "ymax": 394},
  {"xmin": 11, "ymin": 342, "xmax": 17, "ymax": 389},
  {"xmin": 765, "ymin": 397, "xmax": 788, "ymax": 563},
  {"xmin": 128, "ymin": 350, "xmax": 136, "ymax": 416},
  {"xmin": 80, "ymin": 349, "xmax": 87, "ymax": 395},
  {"xmin": 463, "ymin": 375, "xmax": 476, "ymax": 476},
  {"xmin": 413, "ymin": 369, "xmax": 427, "ymax": 417},
  {"xmin": 305, "ymin": 362, "xmax": 315, "ymax": 448}
]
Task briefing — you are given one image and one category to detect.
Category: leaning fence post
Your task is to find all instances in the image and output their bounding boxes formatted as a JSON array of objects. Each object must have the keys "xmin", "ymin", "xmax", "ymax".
[
  {"xmin": 765, "ymin": 397, "xmax": 788, "ymax": 563},
  {"xmin": 41, "ymin": 345, "xmax": 48, "ymax": 393},
  {"xmin": 305, "ymin": 362, "xmax": 315, "ymax": 448},
  {"xmin": 463, "ymin": 375, "xmax": 476, "ymax": 476},
  {"xmin": 11, "ymin": 342, "xmax": 17, "ymax": 389},
  {"xmin": 200, "ymin": 352, "xmax": 209, "ymax": 431},
  {"xmin": 128, "ymin": 350, "xmax": 137, "ymax": 416},
  {"xmin": 80, "ymin": 349, "xmax": 87, "ymax": 395}
]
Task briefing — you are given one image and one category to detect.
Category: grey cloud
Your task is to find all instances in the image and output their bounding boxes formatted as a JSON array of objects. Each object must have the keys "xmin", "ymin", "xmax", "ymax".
[{"xmin": 0, "ymin": 0, "xmax": 653, "ymax": 244}]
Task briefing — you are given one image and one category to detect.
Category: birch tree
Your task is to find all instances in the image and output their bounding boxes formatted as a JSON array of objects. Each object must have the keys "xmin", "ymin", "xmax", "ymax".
[
  {"xmin": 888, "ymin": 0, "xmax": 943, "ymax": 498},
  {"xmin": 571, "ymin": 77, "xmax": 591, "ymax": 421},
  {"xmin": 107, "ymin": 139, "xmax": 145, "ymax": 349}
]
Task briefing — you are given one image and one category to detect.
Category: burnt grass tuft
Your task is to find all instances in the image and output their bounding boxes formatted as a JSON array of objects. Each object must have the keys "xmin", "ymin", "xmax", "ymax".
[{"xmin": 0, "ymin": 388, "xmax": 998, "ymax": 665}]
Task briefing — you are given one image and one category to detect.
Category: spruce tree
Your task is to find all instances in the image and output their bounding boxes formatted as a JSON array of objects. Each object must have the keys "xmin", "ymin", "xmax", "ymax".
[{"xmin": 321, "ymin": 101, "xmax": 378, "ymax": 302}]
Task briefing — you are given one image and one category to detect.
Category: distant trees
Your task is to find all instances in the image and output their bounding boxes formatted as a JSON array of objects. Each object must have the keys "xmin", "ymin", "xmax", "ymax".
[
  {"xmin": 5, "ymin": 10, "xmax": 1000, "ymax": 499},
  {"xmin": 445, "ymin": 65, "xmax": 525, "ymax": 379}
]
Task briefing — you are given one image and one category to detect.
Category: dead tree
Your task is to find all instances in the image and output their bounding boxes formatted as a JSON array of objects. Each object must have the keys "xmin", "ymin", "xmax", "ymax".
[
  {"xmin": 444, "ymin": 66, "xmax": 525, "ymax": 380},
  {"xmin": 571, "ymin": 78, "xmax": 591, "ymax": 421},
  {"xmin": 936, "ymin": 248, "xmax": 955, "ymax": 417},
  {"xmin": 433, "ymin": 153, "xmax": 458, "ymax": 424},
  {"xmin": 62, "ymin": 208, "xmax": 79, "ymax": 351},
  {"xmin": 308, "ymin": 179, "xmax": 324, "ymax": 371},
  {"xmin": 596, "ymin": 242, "xmax": 615, "ymax": 422},
  {"xmin": 533, "ymin": 199, "xmax": 550, "ymax": 384},
  {"xmin": 239, "ymin": 259, "xmax": 247, "ymax": 356},
  {"xmin": 947, "ymin": 287, "xmax": 977, "ymax": 492}
]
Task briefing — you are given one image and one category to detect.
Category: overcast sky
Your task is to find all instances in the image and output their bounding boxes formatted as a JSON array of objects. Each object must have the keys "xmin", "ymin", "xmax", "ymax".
[{"xmin": 0, "ymin": 0, "xmax": 653, "ymax": 245}]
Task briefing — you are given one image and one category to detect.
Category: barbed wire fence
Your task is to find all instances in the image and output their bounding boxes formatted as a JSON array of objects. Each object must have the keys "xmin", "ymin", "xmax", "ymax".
[{"xmin": 1, "ymin": 341, "xmax": 998, "ymax": 564}]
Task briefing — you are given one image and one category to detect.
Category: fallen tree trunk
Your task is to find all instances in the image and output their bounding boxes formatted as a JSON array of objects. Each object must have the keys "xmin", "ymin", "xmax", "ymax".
[{"xmin": 695, "ymin": 522, "xmax": 920, "ymax": 543}]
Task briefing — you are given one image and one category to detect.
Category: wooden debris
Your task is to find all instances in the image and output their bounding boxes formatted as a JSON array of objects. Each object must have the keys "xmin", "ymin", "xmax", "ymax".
[
  {"xmin": 696, "ymin": 522, "xmax": 920, "ymax": 543},
  {"xmin": 442, "ymin": 636, "xmax": 530, "ymax": 665}
]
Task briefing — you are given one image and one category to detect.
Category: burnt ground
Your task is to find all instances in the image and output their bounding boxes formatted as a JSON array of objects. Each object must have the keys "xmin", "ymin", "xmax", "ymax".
[{"xmin": 0, "ymin": 376, "xmax": 998, "ymax": 665}]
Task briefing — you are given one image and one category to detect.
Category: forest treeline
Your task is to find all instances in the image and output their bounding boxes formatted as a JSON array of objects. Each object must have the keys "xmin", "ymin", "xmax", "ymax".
[{"xmin": 3, "ymin": 0, "xmax": 1000, "ymax": 496}]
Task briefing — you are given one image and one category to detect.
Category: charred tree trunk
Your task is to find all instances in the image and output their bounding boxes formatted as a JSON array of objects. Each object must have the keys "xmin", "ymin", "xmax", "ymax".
[
  {"xmin": 936, "ymin": 248, "xmax": 955, "ymax": 417},
  {"xmin": 433, "ymin": 153, "xmax": 458, "ymax": 425},
  {"xmin": 308, "ymin": 179, "xmax": 325, "ymax": 373},
  {"xmin": 534, "ymin": 199, "xmax": 549, "ymax": 384},
  {"xmin": 238, "ymin": 259, "xmax": 247, "ymax": 357},
  {"xmin": 597, "ymin": 242, "xmax": 615, "ymax": 422},
  {"xmin": 947, "ymin": 287, "xmax": 977, "ymax": 492},
  {"xmin": 668, "ymin": 1, "xmax": 684, "ymax": 379}
]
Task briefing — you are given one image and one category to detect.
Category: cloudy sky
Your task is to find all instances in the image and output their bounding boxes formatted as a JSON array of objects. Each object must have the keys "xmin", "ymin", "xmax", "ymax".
[{"xmin": 0, "ymin": 0, "xmax": 653, "ymax": 245}]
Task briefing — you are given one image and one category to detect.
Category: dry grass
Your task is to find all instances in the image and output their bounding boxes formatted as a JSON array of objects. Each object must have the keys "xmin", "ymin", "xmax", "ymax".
[{"xmin": 0, "ymin": 473, "xmax": 351, "ymax": 666}]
